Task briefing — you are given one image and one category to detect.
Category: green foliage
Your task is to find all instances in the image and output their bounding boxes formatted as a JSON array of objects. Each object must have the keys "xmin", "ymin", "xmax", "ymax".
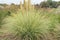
[
  {"xmin": 40, "ymin": 1, "xmax": 60, "ymax": 8},
  {"xmin": 0, "ymin": 10, "xmax": 11, "ymax": 27},
  {"xmin": 40, "ymin": 1, "xmax": 49, "ymax": 8},
  {"xmin": 2, "ymin": 10, "xmax": 60, "ymax": 40}
]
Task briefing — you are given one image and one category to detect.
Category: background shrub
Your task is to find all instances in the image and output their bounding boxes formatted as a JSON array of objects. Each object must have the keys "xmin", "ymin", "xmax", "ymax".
[{"xmin": 0, "ymin": 10, "xmax": 11, "ymax": 27}]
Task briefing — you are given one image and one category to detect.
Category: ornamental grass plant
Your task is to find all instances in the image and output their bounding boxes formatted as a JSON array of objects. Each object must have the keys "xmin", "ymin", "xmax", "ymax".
[{"xmin": 2, "ymin": 9, "xmax": 60, "ymax": 40}]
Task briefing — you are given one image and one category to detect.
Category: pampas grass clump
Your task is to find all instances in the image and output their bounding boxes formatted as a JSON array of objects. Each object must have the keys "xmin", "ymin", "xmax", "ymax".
[{"xmin": 2, "ymin": 10, "xmax": 60, "ymax": 40}]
